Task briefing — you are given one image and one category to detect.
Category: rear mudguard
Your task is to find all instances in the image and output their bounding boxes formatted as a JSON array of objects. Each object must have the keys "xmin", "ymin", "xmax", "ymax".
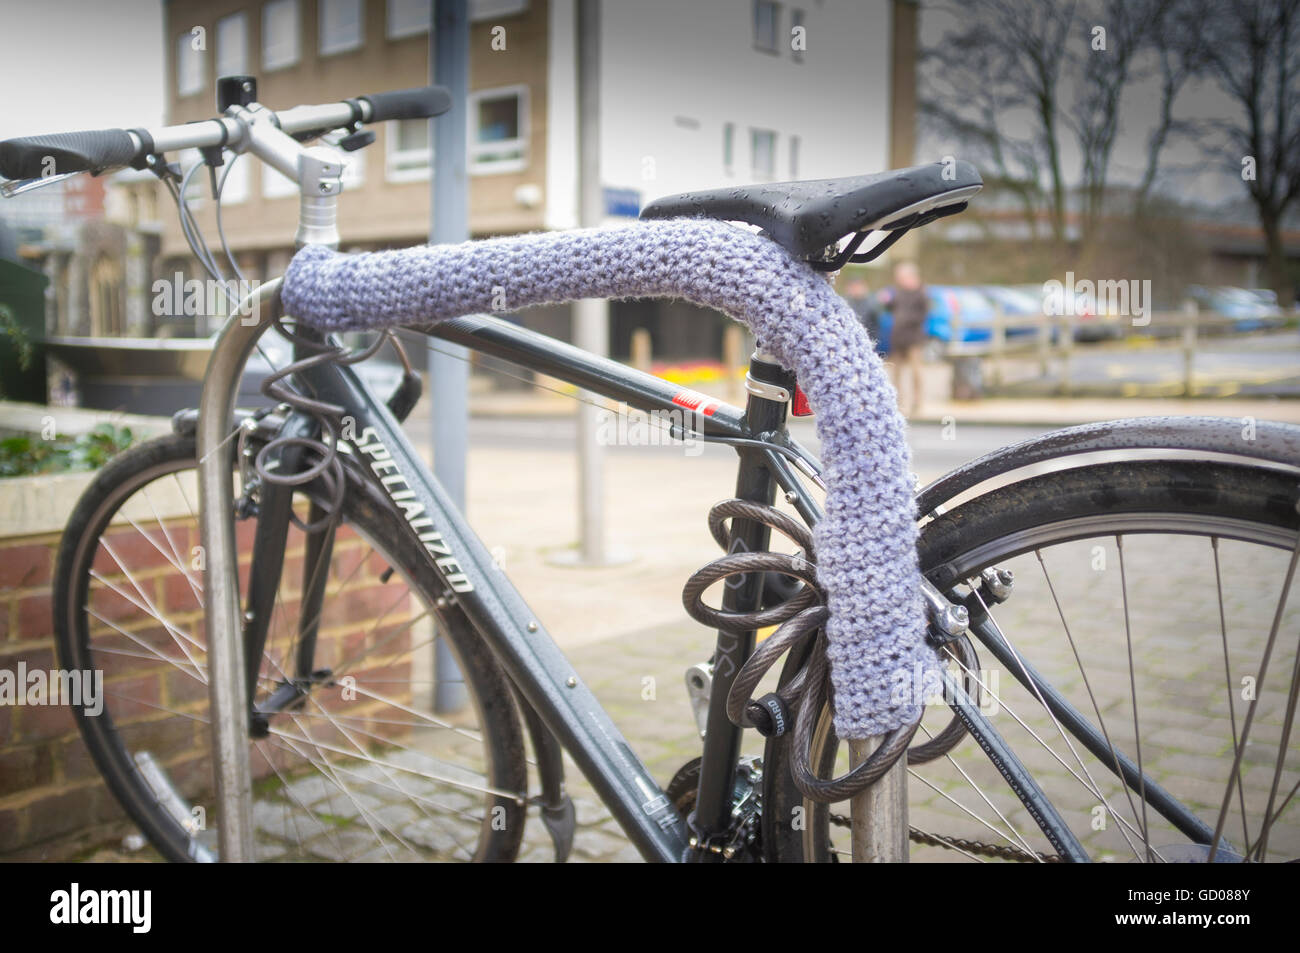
[{"xmin": 918, "ymin": 415, "xmax": 1300, "ymax": 516}]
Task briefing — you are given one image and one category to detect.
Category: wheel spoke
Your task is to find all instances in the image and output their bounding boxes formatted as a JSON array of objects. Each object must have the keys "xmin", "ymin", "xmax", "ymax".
[
  {"xmin": 67, "ymin": 448, "xmax": 515, "ymax": 863},
  {"xmin": 1211, "ymin": 537, "xmax": 1253, "ymax": 850},
  {"xmin": 1209, "ymin": 534, "xmax": 1300, "ymax": 862},
  {"xmin": 1115, "ymin": 535, "xmax": 1154, "ymax": 862}
]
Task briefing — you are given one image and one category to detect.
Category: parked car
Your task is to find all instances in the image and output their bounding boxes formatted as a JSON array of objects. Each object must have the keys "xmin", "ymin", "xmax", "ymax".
[
  {"xmin": 1188, "ymin": 286, "xmax": 1286, "ymax": 331},
  {"xmin": 979, "ymin": 286, "xmax": 1049, "ymax": 338},
  {"xmin": 1012, "ymin": 283, "xmax": 1123, "ymax": 342},
  {"xmin": 1248, "ymin": 287, "xmax": 1280, "ymax": 309}
]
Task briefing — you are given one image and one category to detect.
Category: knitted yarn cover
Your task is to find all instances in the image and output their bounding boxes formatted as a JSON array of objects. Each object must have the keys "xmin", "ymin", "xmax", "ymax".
[{"xmin": 280, "ymin": 217, "xmax": 937, "ymax": 738}]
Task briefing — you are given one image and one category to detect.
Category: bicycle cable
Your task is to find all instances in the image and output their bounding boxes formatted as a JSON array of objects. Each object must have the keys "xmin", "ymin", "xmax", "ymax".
[{"xmin": 681, "ymin": 497, "xmax": 922, "ymax": 803}]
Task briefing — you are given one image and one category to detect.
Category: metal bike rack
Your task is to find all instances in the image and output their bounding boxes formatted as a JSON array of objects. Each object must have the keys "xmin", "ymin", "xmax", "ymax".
[
  {"xmin": 850, "ymin": 736, "xmax": 909, "ymax": 862},
  {"xmin": 196, "ymin": 279, "xmax": 283, "ymax": 863}
]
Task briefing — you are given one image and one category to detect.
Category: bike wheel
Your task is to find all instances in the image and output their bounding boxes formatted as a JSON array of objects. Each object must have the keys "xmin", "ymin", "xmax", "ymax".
[
  {"xmin": 54, "ymin": 433, "xmax": 527, "ymax": 862},
  {"xmin": 765, "ymin": 458, "xmax": 1300, "ymax": 862}
]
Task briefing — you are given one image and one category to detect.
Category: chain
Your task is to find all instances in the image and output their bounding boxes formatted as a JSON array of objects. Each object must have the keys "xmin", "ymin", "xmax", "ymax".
[{"xmin": 828, "ymin": 813, "xmax": 1062, "ymax": 863}]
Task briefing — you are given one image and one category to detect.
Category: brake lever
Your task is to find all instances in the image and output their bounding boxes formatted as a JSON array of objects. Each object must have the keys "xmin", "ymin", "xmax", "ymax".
[{"xmin": 0, "ymin": 170, "xmax": 81, "ymax": 198}]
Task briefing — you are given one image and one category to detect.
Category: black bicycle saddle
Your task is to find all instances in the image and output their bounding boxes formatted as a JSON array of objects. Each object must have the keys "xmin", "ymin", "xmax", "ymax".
[{"xmin": 640, "ymin": 160, "xmax": 982, "ymax": 259}]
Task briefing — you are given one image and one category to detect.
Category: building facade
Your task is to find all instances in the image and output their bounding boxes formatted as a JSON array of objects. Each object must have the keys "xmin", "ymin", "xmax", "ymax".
[{"xmin": 153, "ymin": 0, "xmax": 915, "ymax": 358}]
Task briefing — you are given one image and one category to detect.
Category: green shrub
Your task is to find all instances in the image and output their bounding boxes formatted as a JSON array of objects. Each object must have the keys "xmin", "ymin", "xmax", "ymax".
[{"xmin": 0, "ymin": 423, "xmax": 134, "ymax": 477}]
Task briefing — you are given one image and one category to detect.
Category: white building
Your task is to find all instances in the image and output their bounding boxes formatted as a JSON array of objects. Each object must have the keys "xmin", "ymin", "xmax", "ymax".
[
  {"xmin": 545, "ymin": 0, "xmax": 908, "ymax": 231},
  {"xmin": 541, "ymin": 0, "xmax": 915, "ymax": 358}
]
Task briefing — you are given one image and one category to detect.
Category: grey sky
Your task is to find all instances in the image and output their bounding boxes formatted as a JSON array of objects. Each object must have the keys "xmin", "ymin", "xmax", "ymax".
[{"xmin": 0, "ymin": 0, "xmax": 165, "ymax": 141}]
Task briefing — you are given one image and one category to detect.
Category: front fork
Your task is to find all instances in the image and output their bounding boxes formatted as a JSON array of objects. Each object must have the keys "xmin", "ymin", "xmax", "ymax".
[
  {"xmin": 242, "ymin": 414, "xmax": 337, "ymax": 737},
  {"xmin": 242, "ymin": 349, "xmax": 423, "ymax": 734},
  {"xmin": 687, "ymin": 353, "xmax": 794, "ymax": 859}
]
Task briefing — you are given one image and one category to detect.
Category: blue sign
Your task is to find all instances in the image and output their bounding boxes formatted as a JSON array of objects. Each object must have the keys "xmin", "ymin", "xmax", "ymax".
[{"xmin": 603, "ymin": 187, "xmax": 641, "ymax": 218}]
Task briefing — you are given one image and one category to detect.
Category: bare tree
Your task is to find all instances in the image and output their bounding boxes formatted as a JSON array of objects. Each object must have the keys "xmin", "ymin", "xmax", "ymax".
[
  {"xmin": 1199, "ymin": 0, "xmax": 1300, "ymax": 304},
  {"xmin": 1069, "ymin": 0, "xmax": 1170, "ymax": 256},
  {"xmin": 919, "ymin": 0, "xmax": 1078, "ymax": 250},
  {"xmin": 918, "ymin": 39, "xmax": 1044, "ymax": 238},
  {"xmin": 1134, "ymin": 0, "xmax": 1212, "ymax": 214}
]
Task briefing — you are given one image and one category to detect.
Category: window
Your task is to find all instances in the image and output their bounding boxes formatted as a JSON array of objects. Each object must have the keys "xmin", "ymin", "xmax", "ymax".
[
  {"xmin": 177, "ymin": 32, "xmax": 204, "ymax": 96},
  {"xmin": 751, "ymin": 128, "xmax": 776, "ymax": 179},
  {"xmin": 387, "ymin": 0, "xmax": 429, "ymax": 37},
  {"xmin": 263, "ymin": 0, "xmax": 300, "ymax": 71},
  {"xmin": 753, "ymin": 0, "xmax": 779, "ymax": 53},
  {"xmin": 789, "ymin": 134, "xmax": 800, "ymax": 178},
  {"xmin": 216, "ymin": 13, "xmax": 248, "ymax": 77},
  {"xmin": 790, "ymin": 8, "xmax": 804, "ymax": 60},
  {"xmin": 387, "ymin": 0, "xmax": 525, "ymax": 37},
  {"xmin": 470, "ymin": 86, "xmax": 528, "ymax": 173},
  {"xmin": 319, "ymin": 0, "xmax": 363, "ymax": 55},
  {"xmin": 180, "ymin": 150, "xmax": 206, "ymax": 204},
  {"xmin": 472, "ymin": 0, "xmax": 527, "ymax": 18},
  {"xmin": 723, "ymin": 122, "xmax": 735, "ymax": 174},
  {"xmin": 387, "ymin": 117, "xmax": 431, "ymax": 181},
  {"xmin": 218, "ymin": 154, "xmax": 251, "ymax": 203}
]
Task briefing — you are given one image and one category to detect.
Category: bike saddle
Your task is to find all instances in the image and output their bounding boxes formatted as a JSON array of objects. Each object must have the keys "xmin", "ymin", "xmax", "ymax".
[{"xmin": 640, "ymin": 160, "xmax": 982, "ymax": 268}]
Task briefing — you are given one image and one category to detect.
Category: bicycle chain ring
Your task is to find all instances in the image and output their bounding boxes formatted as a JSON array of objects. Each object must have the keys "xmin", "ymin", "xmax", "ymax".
[{"xmin": 666, "ymin": 756, "xmax": 764, "ymax": 862}]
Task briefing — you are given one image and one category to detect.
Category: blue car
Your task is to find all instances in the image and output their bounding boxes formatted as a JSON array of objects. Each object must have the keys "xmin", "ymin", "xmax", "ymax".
[
  {"xmin": 876, "ymin": 286, "xmax": 1000, "ymax": 355},
  {"xmin": 1189, "ymin": 286, "xmax": 1285, "ymax": 331}
]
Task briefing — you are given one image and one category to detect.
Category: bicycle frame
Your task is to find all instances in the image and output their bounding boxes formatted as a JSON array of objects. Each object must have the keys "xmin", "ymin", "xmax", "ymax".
[
  {"xmin": 198, "ymin": 281, "xmax": 1101, "ymax": 862},
  {"xmin": 199, "ymin": 283, "xmax": 799, "ymax": 861},
  {"xmin": 182, "ymin": 95, "xmax": 1089, "ymax": 863}
]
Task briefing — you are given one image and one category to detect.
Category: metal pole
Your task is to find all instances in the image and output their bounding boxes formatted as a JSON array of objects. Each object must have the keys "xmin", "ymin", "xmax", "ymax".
[
  {"xmin": 848, "ymin": 736, "xmax": 909, "ymax": 862},
  {"xmin": 430, "ymin": 0, "xmax": 469, "ymax": 710},
  {"xmin": 199, "ymin": 279, "xmax": 285, "ymax": 862},
  {"xmin": 574, "ymin": 0, "xmax": 608, "ymax": 565}
]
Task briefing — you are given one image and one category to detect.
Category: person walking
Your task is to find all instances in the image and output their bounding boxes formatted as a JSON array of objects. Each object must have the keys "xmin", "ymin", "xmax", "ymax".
[
  {"xmin": 841, "ymin": 275, "xmax": 882, "ymax": 351},
  {"xmin": 885, "ymin": 261, "xmax": 927, "ymax": 418}
]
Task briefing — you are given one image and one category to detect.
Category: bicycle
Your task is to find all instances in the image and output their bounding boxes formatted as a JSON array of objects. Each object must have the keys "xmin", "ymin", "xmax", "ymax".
[{"xmin": 4, "ymin": 78, "xmax": 1298, "ymax": 863}]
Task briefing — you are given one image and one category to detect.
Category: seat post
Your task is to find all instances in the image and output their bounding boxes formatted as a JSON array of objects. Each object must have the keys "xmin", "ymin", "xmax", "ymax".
[{"xmin": 689, "ymin": 351, "xmax": 792, "ymax": 856}]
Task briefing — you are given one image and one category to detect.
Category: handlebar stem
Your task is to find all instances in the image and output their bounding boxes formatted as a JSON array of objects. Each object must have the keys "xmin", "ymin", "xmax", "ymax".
[
  {"xmin": 294, "ymin": 147, "xmax": 343, "ymax": 249},
  {"xmin": 229, "ymin": 103, "xmax": 343, "ymax": 250}
]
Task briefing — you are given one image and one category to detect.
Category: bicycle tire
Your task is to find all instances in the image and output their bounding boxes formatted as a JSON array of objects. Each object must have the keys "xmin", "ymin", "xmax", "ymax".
[
  {"xmin": 54, "ymin": 433, "xmax": 528, "ymax": 862},
  {"xmin": 764, "ymin": 458, "xmax": 1300, "ymax": 862}
]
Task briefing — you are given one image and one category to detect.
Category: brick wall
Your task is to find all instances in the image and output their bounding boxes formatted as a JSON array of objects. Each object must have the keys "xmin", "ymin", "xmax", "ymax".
[{"xmin": 0, "ymin": 514, "xmax": 413, "ymax": 856}]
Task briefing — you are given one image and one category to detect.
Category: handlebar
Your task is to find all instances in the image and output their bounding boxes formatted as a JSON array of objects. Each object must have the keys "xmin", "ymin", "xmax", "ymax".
[
  {"xmin": 0, "ymin": 128, "xmax": 141, "ymax": 179},
  {"xmin": 0, "ymin": 84, "xmax": 451, "ymax": 182}
]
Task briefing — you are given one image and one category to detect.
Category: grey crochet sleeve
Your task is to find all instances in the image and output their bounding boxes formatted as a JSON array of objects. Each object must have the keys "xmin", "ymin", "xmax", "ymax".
[{"xmin": 280, "ymin": 217, "xmax": 939, "ymax": 739}]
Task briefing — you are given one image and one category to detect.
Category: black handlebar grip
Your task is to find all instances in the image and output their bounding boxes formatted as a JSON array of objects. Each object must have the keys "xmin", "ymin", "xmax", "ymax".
[
  {"xmin": 357, "ymin": 86, "xmax": 453, "ymax": 123},
  {"xmin": 0, "ymin": 128, "xmax": 139, "ymax": 179}
]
